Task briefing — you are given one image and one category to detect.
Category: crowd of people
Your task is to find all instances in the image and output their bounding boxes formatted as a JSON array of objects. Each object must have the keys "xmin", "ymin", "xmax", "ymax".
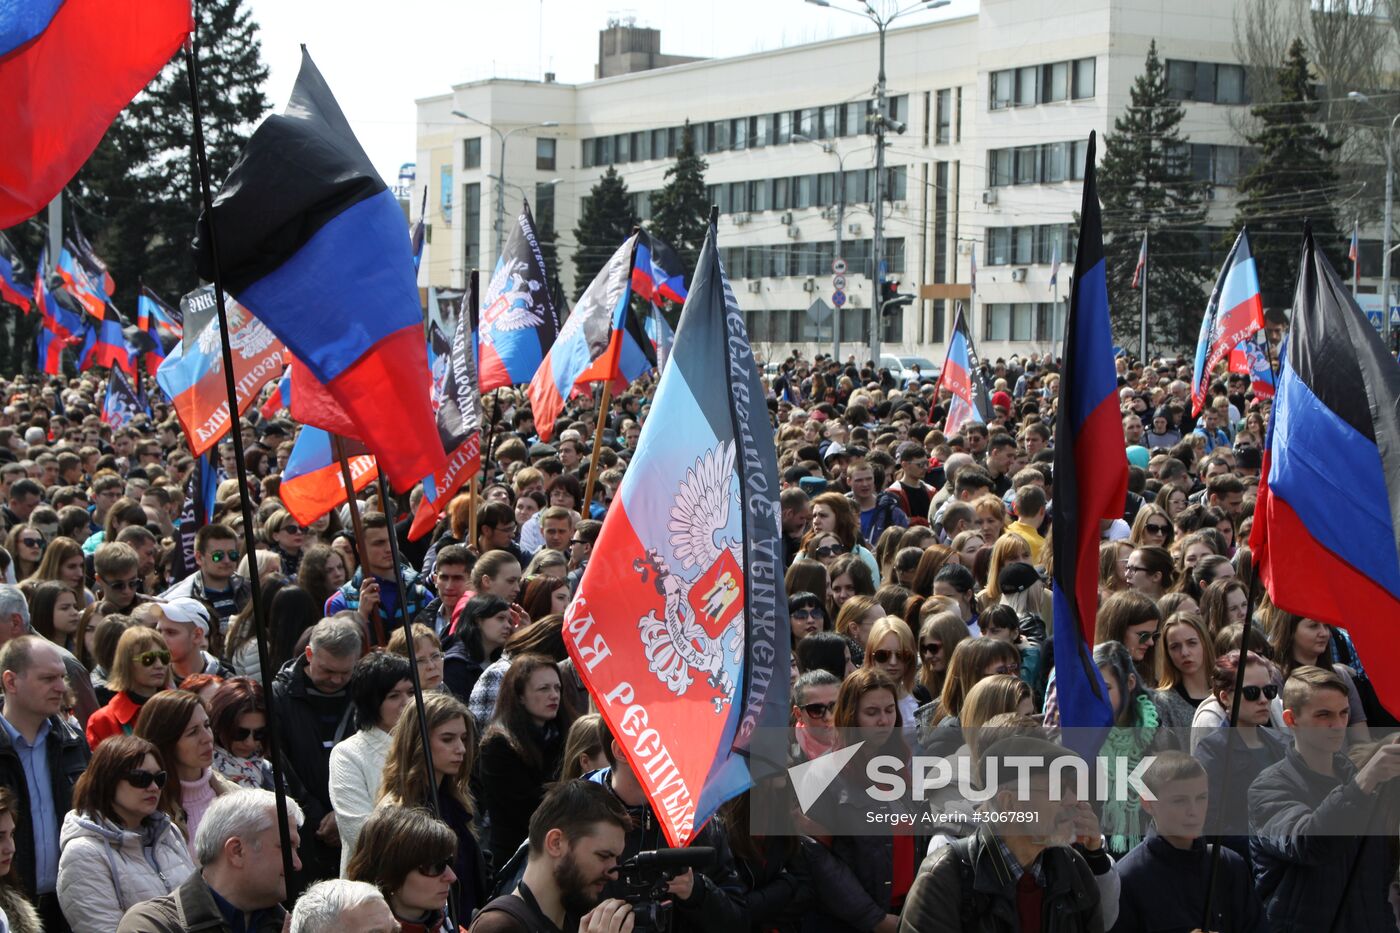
[{"xmin": 0, "ymin": 343, "xmax": 1388, "ymax": 933}]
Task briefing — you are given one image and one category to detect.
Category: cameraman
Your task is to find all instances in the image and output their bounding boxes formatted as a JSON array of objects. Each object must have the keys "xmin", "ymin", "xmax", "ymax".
[
  {"xmin": 586, "ymin": 722, "xmax": 745, "ymax": 933},
  {"xmin": 472, "ymin": 781, "xmax": 634, "ymax": 933}
]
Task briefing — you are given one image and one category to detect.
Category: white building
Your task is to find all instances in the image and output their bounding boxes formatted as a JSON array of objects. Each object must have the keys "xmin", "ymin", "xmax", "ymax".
[{"xmin": 415, "ymin": 0, "xmax": 1370, "ymax": 365}]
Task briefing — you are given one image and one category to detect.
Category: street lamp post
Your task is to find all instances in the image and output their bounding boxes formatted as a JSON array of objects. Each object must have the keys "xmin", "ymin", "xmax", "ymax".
[
  {"xmin": 792, "ymin": 134, "xmax": 848, "ymax": 361},
  {"xmin": 805, "ymin": 0, "xmax": 948, "ymax": 372},
  {"xmin": 451, "ymin": 111, "xmax": 559, "ymax": 264},
  {"xmin": 1347, "ymin": 92, "xmax": 1399, "ymax": 347}
]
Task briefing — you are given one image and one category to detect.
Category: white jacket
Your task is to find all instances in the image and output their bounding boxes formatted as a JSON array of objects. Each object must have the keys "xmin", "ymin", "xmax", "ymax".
[
  {"xmin": 56, "ymin": 810, "xmax": 196, "ymax": 933},
  {"xmin": 328, "ymin": 727, "xmax": 391, "ymax": 875}
]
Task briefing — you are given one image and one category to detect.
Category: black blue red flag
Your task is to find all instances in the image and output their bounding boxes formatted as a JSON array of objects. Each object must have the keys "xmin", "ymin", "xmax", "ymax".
[
  {"xmin": 563, "ymin": 218, "xmax": 789, "ymax": 847},
  {"xmin": 632, "ymin": 229, "xmax": 688, "ymax": 305},
  {"xmin": 478, "ymin": 201, "xmax": 560, "ymax": 395},
  {"xmin": 1251, "ymin": 225, "xmax": 1400, "ymax": 713},
  {"xmin": 1192, "ymin": 229, "xmax": 1264, "ymax": 416},
  {"xmin": 932, "ymin": 301, "xmax": 992, "ymax": 433},
  {"xmin": 55, "ymin": 242, "xmax": 108, "ymax": 319},
  {"xmin": 0, "ymin": 0, "xmax": 191, "ymax": 226},
  {"xmin": 101, "ymin": 367, "xmax": 145, "ymax": 428},
  {"xmin": 138, "ymin": 286, "xmax": 182, "ymax": 344},
  {"xmin": 35, "ymin": 250, "xmax": 84, "ymax": 374},
  {"xmin": 168, "ymin": 453, "xmax": 219, "ymax": 583},
  {"xmin": 192, "ymin": 47, "xmax": 444, "ymax": 492},
  {"xmin": 0, "ymin": 233, "xmax": 33, "ymax": 312},
  {"xmin": 69, "ymin": 217, "xmax": 114, "ymax": 297},
  {"xmin": 78, "ymin": 314, "xmax": 132, "ymax": 374},
  {"xmin": 527, "ymin": 234, "xmax": 655, "ymax": 441},
  {"xmin": 1229, "ymin": 333, "xmax": 1276, "ymax": 400},
  {"xmin": 1051, "ymin": 132, "xmax": 1122, "ymax": 736}
]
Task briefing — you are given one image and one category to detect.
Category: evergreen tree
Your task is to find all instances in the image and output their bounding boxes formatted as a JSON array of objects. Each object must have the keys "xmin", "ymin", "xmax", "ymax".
[
  {"xmin": 1097, "ymin": 40, "xmax": 1211, "ymax": 349},
  {"xmin": 572, "ymin": 167, "xmax": 639, "ymax": 299},
  {"xmin": 648, "ymin": 121, "xmax": 710, "ymax": 280},
  {"xmin": 73, "ymin": 0, "xmax": 269, "ymax": 314},
  {"xmin": 1232, "ymin": 38, "xmax": 1344, "ymax": 309}
]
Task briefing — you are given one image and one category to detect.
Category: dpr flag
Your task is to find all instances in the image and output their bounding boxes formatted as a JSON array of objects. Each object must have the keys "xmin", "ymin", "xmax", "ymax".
[
  {"xmin": 932, "ymin": 301, "xmax": 992, "ymax": 434},
  {"xmin": 1251, "ymin": 224, "xmax": 1400, "ymax": 714},
  {"xmin": 631, "ymin": 229, "xmax": 688, "ymax": 305},
  {"xmin": 527, "ymin": 234, "xmax": 655, "ymax": 441},
  {"xmin": 0, "ymin": 233, "xmax": 33, "ymax": 312},
  {"xmin": 192, "ymin": 48, "xmax": 444, "ymax": 492},
  {"xmin": 101, "ymin": 367, "xmax": 144, "ymax": 428},
  {"xmin": 156, "ymin": 293, "xmax": 287, "ymax": 457},
  {"xmin": 1228, "ymin": 333, "xmax": 1277, "ymax": 401},
  {"xmin": 563, "ymin": 218, "xmax": 789, "ymax": 847},
  {"xmin": 1051, "ymin": 132, "xmax": 1122, "ymax": 741},
  {"xmin": 1191, "ymin": 229, "xmax": 1264, "ymax": 416},
  {"xmin": 280, "ymin": 426, "xmax": 377, "ymax": 527},
  {"xmin": 478, "ymin": 201, "xmax": 560, "ymax": 394}
]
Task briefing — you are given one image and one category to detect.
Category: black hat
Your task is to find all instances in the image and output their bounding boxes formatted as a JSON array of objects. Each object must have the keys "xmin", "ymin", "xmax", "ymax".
[
  {"xmin": 998, "ymin": 560, "xmax": 1041, "ymax": 595},
  {"xmin": 1234, "ymin": 446, "xmax": 1262, "ymax": 471}
]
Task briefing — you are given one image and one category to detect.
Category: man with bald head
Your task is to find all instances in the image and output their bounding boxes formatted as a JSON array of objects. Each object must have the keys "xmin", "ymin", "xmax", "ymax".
[{"xmin": 0, "ymin": 635, "xmax": 89, "ymax": 929}]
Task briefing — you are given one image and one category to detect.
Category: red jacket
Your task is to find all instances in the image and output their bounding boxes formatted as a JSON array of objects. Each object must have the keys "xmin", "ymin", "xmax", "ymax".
[{"xmin": 84, "ymin": 692, "xmax": 143, "ymax": 750}]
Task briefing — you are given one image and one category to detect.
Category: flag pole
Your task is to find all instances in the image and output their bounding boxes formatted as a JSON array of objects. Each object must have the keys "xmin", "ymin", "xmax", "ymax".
[
  {"xmin": 372, "ymin": 469, "xmax": 453, "ymax": 923},
  {"xmin": 1139, "ymin": 230, "xmax": 1148, "ymax": 364},
  {"xmin": 583, "ymin": 381, "xmax": 613, "ymax": 513},
  {"xmin": 330, "ymin": 435, "xmax": 377, "ymax": 644},
  {"xmin": 182, "ymin": 37, "xmax": 295, "ymax": 890}
]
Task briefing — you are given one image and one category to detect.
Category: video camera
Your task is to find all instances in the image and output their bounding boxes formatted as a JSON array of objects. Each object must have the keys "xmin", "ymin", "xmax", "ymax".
[{"xmin": 612, "ymin": 847, "xmax": 716, "ymax": 933}]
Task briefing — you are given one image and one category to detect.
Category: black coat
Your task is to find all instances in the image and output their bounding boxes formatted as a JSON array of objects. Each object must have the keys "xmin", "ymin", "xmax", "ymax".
[
  {"xmin": 478, "ymin": 725, "xmax": 565, "ymax": 867},
  {"xmin": 1109, "ymin": 832, "xmax": 1266, "ymax": 933},
  {"xmin": 1249, "ymin": 746, "xmax": 1398, "ymax": 933},
  {"xmin": 0, "ymin": 714, "xmax": 88, "ymax": 898},
  {"xmin": 898, "ymin": 828, "xmax": 1103, "ymax": 933},
  {"xmin": 731, "ymin": 835, "xmax": 812, "ymax": 933}
]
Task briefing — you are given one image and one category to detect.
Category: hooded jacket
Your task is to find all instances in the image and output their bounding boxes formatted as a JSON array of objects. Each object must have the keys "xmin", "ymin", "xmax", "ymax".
[{"xmin": 56, "ymin": 810, "xmax": 195, "ymax": 933}]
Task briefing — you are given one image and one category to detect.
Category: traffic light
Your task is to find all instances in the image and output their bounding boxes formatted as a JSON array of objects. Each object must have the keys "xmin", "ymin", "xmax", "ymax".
[{"xmin": 880, "ymin": 279, "xmax": 914, "ymax": 315}]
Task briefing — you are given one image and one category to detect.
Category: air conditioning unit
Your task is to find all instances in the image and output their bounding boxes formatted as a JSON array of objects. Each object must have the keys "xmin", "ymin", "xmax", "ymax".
[
  {"xmin": 787, "ymin": 226, "xmax": 801, "ymax": 239},
  {"xmin": 780, "ymin": 211, "xmax": 793, "ymax": 225},
  {"xmin": 820, "ymin": 207, "xmax": 835, "ymax": 221},
  {"xmin": 803, "ymin": 278, "xmax": 817, "ymax": 292},
  {"xmin": 847, "ymin": 222, "xmax": 863, "ymax": 235},
  {"xmin": 847, "ymin": 293, "xmax": 862, "ymax": 308},
  {"xmin": 732, "ymin": 212, "xmax": 751, "ymax": 225},
  {"xmin": 1010, "ymin": 268, "xmax": 1028, "ymax": 283},
  {"xmin": 982, "ymin": 190, "xmax": 998, "ymax": 205},
  {"xmin": 747, "ymin": 280, "xmax": 762, "ymax": 293}
]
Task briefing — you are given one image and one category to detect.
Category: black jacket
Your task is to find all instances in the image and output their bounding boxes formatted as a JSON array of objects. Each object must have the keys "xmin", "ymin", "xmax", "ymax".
[
  {"xmin": 898, "ymin": 828, "xmax": 1103, "ymax": 933},
  {"xmin": 1248, "ymin": 746, "xmax": 1398, "ymax": 933},
  {"xmin": 478, "ymin": 725, "xmax": 565, "ymax": 867},
  {"xmin": 1192, "ymin": 725, "xmax": 1287, "ymax": 859},
  {"xmin": 1109, "ymin": 832, "xmax": 1266, "ymax": 933},
  {"xmin": 731, "ymin": 836, "xmax": 812, "ymax": 933},
  {"xmin": 0, "ymin": 714, "xmax": 88, "ymax": 898},
  {"xmin": 586, "ymin": 768, "xmax": 745, "ymax": 933}
]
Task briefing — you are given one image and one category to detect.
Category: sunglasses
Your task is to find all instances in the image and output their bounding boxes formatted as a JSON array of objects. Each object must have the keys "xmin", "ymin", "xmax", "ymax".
[
  {"xmin": 231, "ymin": 727, "xmax": 267, "ymax": 743},
  {"xmin": 920, "ymin": 642, "xmax": 943, "ymax": 657},
  {"xmin": 417, "ymin": 859, "xmax": 453, "ymax": 878},
  {"xmin": 280, "ymin": 525, "xmax": 304, "ymax": 534},
  {"xmin": 206, "ymin": 549, "xmax": 240, "ymax": 563},
  {"xmin": 814, "ymin": 544, "xmax": 847, "ymax": 558},
  {"xmin": 799, "ymin": 701, "xmax": 836, "ymax": 719},
  {"xmin": 790, "ymin": 608, "xmax": 822, "ymax": 621},
  {"xmin": 137, "ymin": 650, "xmax": 172, "ymax": 667},
  {"xmin": 871, "ymin": 649, "xmax": 914, "ymax": 665},
  {"xmin": 1144, "ymin": 523, "xmax": 1170, "ymax": 535},
  {"xmin": 19, "ymin": 537, "xmax": 41, "ymax": 548},
  {"xmin": 124, "ymin": 769, "xmax": 167, "ymax": 790},
  {"xmin": 1135, "ymin": 630, "xmax": 1161, "ymax": 646},
  {"xmin": 1241, "ymin": 684, "xmax": 1280, "ymax": 702},
  {"xmin": 105, "ymin": 578, "xmax": 138, "ymax": 591}
]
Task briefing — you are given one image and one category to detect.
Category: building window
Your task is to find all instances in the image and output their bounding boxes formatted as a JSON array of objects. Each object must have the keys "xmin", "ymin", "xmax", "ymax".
[
  {"xmin": 728, "ymin": 181, "xmax": 746, "ymax": 212},
  {"xmin": 463, "ymin": 138, "xmax": 481, "ymax": 170},
  {"xmin": 651, "ymin": 128, "xmax": 669, "ymax": 159},
  {"xmin": 536, "ymin": 137, "xmax": 556, "ymax": 171},
  {"xmin": 1166, "ymin": 60, "xmax": 1249, "ymax": 104},
  {"xmin": 1041, "ymin": 61, "xmax": 1069, "ymax": 103},
  {"xmin": 984, "ymin": 304, "xmax": 1035, "ymax": 341},
  {"xmin": 935, "ymin": 89, "xmax": 952, "ymax": 144},
  {"xmin": 775, "ymin": 111, "xmax": 792, "ymax": 145},
  {"xmin": 886, "ymin": 166, "xmax": 908, "ymax": 201},
  {"xmin": 795, "ymin": 175, "xmax": 814, "ymax": 209},
  {"xmin": 844, "ymin": 101, "xmax": 864, "ymax": 136},
  {"xmin": 1073, "ymin": 57, "xmax": 1096, "ymax": 99},
  {"xmin": 749, "ymin": 179, "xmax": 771, "ymax": 212},
  {"xmin": 535, "ymin": 183, "xmax": 556, "ymax": 230},
  {"xmin": 773, "ymin": 177, "xmax": 791, "ymax": 212},
  {"xmin": 631, "ymin": 191, "xmax": 653, "ymax": 221},
  {"xmin": 462, "ymin": 182, "xmax": 480, "ymax": 271},
  {"xmin": 922, "ymin": 91, "xmax": 931, "ymax": 147},
  {"xmin": 991, "ymin": 70, "xmax": 1014, "ymax": 110},
  {"xmin": 1016, "ymin": 66, "xmax": 1038, "ymax": 107}
]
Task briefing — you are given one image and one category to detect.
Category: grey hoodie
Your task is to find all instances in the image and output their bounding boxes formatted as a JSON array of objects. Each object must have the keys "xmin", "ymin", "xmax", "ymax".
[{"xmin": 56, "ymin": 810, "xmax": 195, "ymax": 933}]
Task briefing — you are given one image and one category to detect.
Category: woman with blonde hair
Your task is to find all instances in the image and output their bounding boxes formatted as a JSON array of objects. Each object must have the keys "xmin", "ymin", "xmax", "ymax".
[
  {"xmin": 1098, "ymin": 539, "xmax": 1132, "ymax": 598},
  {"xmin": 86, "ymin": 627, "xmax": 172, "ymax": 749},
  {"xmin": 980, "ymin": 534, "xmax": 1032, "ymax": 606},
  {"xmin": 560, "ymin": 712, "xmax": 607, "ymax": 781},
  {"xmin": 833, "ymin": 595, "xmax": 883, "ymax": 663},
  {"xmin": 861, "ymin": 617, "xmax": 919, "ymax": 744},
  {"xmin": 1154, "ymin": 611, "xmax": 1216, "ymax": 728},
  {"xmin": 971, "ymin": 494, "xmax": 1008, "ymax": 545},
  {"xmin": 31, "ymin": 535, "xmax": 90, "ymax": 606},
  {"xmin": 376, "ymin": 691, "xmax": 488, "ymax": 919},
  {"xmin": 960, "ymin": 674, "xmax": 1034, "ymax": 736},
  {"xmin": 1129, "ymin": 504, "xmax": 1174, "ymax": 551}
]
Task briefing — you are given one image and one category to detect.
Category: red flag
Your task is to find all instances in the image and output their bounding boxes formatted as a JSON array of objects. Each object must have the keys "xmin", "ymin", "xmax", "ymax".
[{"xmin": 0, "ymin": 0, "xmax": 192, "ymax": 227}]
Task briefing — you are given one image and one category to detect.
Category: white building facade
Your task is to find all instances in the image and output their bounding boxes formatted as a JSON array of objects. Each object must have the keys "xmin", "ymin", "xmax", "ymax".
[{"xmin": 416, "ymin": 0, "xmax": 1364, "ymax": 365}]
